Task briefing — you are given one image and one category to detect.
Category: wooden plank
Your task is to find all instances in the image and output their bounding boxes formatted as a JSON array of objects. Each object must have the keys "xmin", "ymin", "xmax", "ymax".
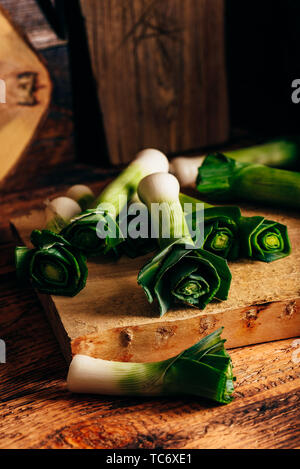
[
  {"xmin": 79, "ymin": 0, "xmax": 229, "ymax": 164},
  {"xmin": 0, "ymin": 0, "xmax": 65, "ymax": 49},
  {"xmin": 0, "ymin": 306, "xmax": 299, "ymax": 449},
  {"xmin": 11, "ymin": 204, "xmax": 300, "ymax": 363},
  {"xmin": 0, "ymin": 5, "xmax": 52, "ymax": 187}
]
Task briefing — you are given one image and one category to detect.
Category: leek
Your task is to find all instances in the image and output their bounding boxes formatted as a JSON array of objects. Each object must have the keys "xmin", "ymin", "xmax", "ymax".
[
  {"xmin": 67, "ymin": 328, "xmax": 235, "ymax": 404},
  {"xmin": 224, "ymin": 138, "xmax": 300, "ymax": 168},
  {"xmin": 179, "ymin": 193, "xmax": 241, "ymax": 260},
  {"xmin": 61, "ymin": 149, "xmax": 169, "ymax": 257},
  {"xmin": 15, "ymin": 230, "xmax": 88, "ymax": 296},
  {"xmin": 239, "ymin": 216, "xmax": 291, "ymax": 262},
  {"xmin": 45, "ymin": 197, "xmax": 82, "ymax": 233},
  {"xmin": 170, "ymin": 137, "xmax": 300, "ymax": 188},
  {"xmin": 196, "ymin": 153, "xmax": 300, "ymax": 210},
  {"xmin": 44, "ymin": 183, "xmax": 95, "ymax": 234},
  {"xmin": 66, "ymin": 185, "xmax": 95, "ymax": 211},
  {"xmin": 137, "ymin": 173, "xmax": 232, "ymax": 317},
  {"xmin": 179, "ymin": 193, "xmax": 291, "ymax": 263}
]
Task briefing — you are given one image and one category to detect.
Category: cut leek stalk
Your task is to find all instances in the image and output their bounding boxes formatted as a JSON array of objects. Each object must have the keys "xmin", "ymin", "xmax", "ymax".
[
  {"xmin": 179, "ymin": 193, "xmax": 291, "ymax": 263},
  {"xmin": 15, "ymin": 230, "xmax": 88, "ymax": 296},
  {"xmin": 196, "ymin": 153, "xmax": 300, "ymax": 210},
  {"xmin": 67, "ymin": 328, "xmax": 235, "ymax": 404},
  {"xmin": 170, "ymin": 137, "xmax": 300, "ymax": 188},
  {"xmin": 137, "ymin": 173, "xmax": 232, "ymax": 316}
]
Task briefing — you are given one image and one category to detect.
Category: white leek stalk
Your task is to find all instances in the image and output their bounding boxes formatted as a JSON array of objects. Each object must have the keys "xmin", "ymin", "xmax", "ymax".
[
  {"xmin": 170, "ymin": 138, "xmax": 300, "ymax": 188},
  {"xmin": 169, "ymin": 156, "xmax": 204, "ymax": 188},
  {"xmin": 67, "ymin": 354, "xmax": 173, "ymax": 396},
  {"xmin": 45, "ymin": 197, "xmax": 82, "ymax": 233},
  {"xmin": 95, "ymin": 148, "xmax": 169, "ymax": 213},
  {"xmin": 66, "ymin": 185, "xmax": 95, "ymax": 211},
  {"xmin": 138, "ymin": 172, "xmax": 193, "ymax": 249}
]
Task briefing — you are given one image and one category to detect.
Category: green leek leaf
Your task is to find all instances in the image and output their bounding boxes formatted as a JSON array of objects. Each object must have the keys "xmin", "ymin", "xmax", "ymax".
[
  {"xmin": 138, "ymin": 240, "xmax": 231, "ymax": 317},
  {"xmin": 225, "ymin": 137, "xmax": 300, "ymax": 169},
  {"xmin": 61, "ymin": 208, "xmax": 123, "ymax": 257},
  {"xmin": 180, "ymin": 192, "xmax": 292, "ymax": 263},
  {"xmin": 239, "ymin": 216, "xmax": 291, "ymax": 262},
  {"xmin": 196, "ymin": 153, "xmax": 300, "ymax": 210}
]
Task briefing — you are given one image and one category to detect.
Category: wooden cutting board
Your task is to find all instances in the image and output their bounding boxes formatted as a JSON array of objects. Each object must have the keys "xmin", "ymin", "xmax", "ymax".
[{"xmin": 11, "ymin": 205, "xmax": 300, "ymax": 364}]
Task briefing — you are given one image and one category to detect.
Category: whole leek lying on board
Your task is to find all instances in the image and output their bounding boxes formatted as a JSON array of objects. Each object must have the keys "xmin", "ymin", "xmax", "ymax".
[
  {"xmin": 15, "ymin": 230, "xmax": 88, "ymax": 296},
  {"xmin": 179, "ymin": 193, "xmax": 291, "ymax": 263},
  {"xmin": 137, "ymin": 173, "xmax": 232, "ymax": 317},
  {"xmin": 67, "ymin": 328, "xmax": 235, "ymax": 404},
  {"xmin": 196, "ymin": 153, "xmax": 300, "ymax": 210},
  {"xmin": 61, "ymin": 149, "xmax": 169, "ymax": 257},
  {"xmin": 170, "ymin": 137, "xmax": 300, "ymax": 188}
]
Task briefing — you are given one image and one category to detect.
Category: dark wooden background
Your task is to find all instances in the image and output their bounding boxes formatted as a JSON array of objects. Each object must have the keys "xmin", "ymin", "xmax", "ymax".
[{"xmin": 0, "ymin": 0, "xmax": 299, "ymax": 449}]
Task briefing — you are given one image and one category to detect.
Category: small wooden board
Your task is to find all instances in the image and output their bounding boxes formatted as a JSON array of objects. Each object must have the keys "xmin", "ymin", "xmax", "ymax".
[
  {"xmin": 0, "ymin": 5, "xmax": 52, "ymax": 187},
  {"xmin": 11, "ymin": 205, "xmax": 300, "ymax": 363}
]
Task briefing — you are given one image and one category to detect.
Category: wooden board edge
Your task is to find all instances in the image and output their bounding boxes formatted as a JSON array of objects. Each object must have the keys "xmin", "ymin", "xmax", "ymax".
[{"xmin": 70, "ymin": 297, "xmax": 300, "ymax": 363}]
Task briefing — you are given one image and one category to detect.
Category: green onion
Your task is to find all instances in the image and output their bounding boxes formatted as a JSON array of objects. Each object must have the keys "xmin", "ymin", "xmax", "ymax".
[
  {"xmin": 61, "ymin": 149, "xmax": 169, "ymax": 257},
  {"xmin": 170, "ymin": 137, "xmax": 300, "ymax": 188},
  {"xmin": 67, "ymin": 327, "xmax": 235, "ymax": 404},
  {"xmin": 196, "ymin": 153, "xmax": 300, "ymax": 210},
  {"xmin": 179, "ymin": 193, "xmax": 291, "ymax": 263},
  {"xmin": 137, "ymin": 173, "xmax": 232, "ymax": 317},
  {"xmin": 15, "ymin": 230, "xmax": 88, "ymax": 296}
]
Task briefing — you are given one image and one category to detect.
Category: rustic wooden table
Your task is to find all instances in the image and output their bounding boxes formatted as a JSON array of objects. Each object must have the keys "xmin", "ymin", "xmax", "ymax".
[{"xmin": 0, "ymin": 1, "xmax": 299, "ymax": 449}]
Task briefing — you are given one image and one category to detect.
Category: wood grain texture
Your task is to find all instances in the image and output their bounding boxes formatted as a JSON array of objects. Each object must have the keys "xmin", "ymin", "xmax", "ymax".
[
  {"xmin": 0, "ymin": 283, "xmax": 299, "ymax": 450},
  {"xmin": 0, "ymin": 5, "xmax": 52, "ymax": 187},
  {"xmin": 11, "ymin": 204, "xmax": 300, "ymax": 363},
  {"xmin": 0, "ymin": 0, "xmax": 65, "ymax": 49},
  {"xmin": 80, "ymin": 0, "xmax": 229, "ymax": 164}
]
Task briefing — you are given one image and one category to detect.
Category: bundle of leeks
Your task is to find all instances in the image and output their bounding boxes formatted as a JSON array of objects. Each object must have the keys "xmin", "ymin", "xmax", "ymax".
[{"xmin": 61, "ymin": 149, "xmax": 169, "ymax": 257}]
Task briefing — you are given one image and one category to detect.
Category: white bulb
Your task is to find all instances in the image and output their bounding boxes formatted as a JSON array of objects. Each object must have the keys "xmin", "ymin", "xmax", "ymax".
[
  {"xmin": 169, "ymin": 156, "xmax": 204, "ymax": 187},
  {"xmin": 138, "ymin": 172, "xmax": 180, "ymax": 205},
  {"xmin": 66, "ymin": 185, "xmax": 94, "ymax": 202},
  {"xmin": 134, "ymin": 148, "xmax": 169, "ymax": 174},
  {"xmin": 45, "ymin": 196, "xmax": 81, "ymax": 224},
  {"xmin": 67, "ymin": 355, "xmax": 121, "ymax": 395}
]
